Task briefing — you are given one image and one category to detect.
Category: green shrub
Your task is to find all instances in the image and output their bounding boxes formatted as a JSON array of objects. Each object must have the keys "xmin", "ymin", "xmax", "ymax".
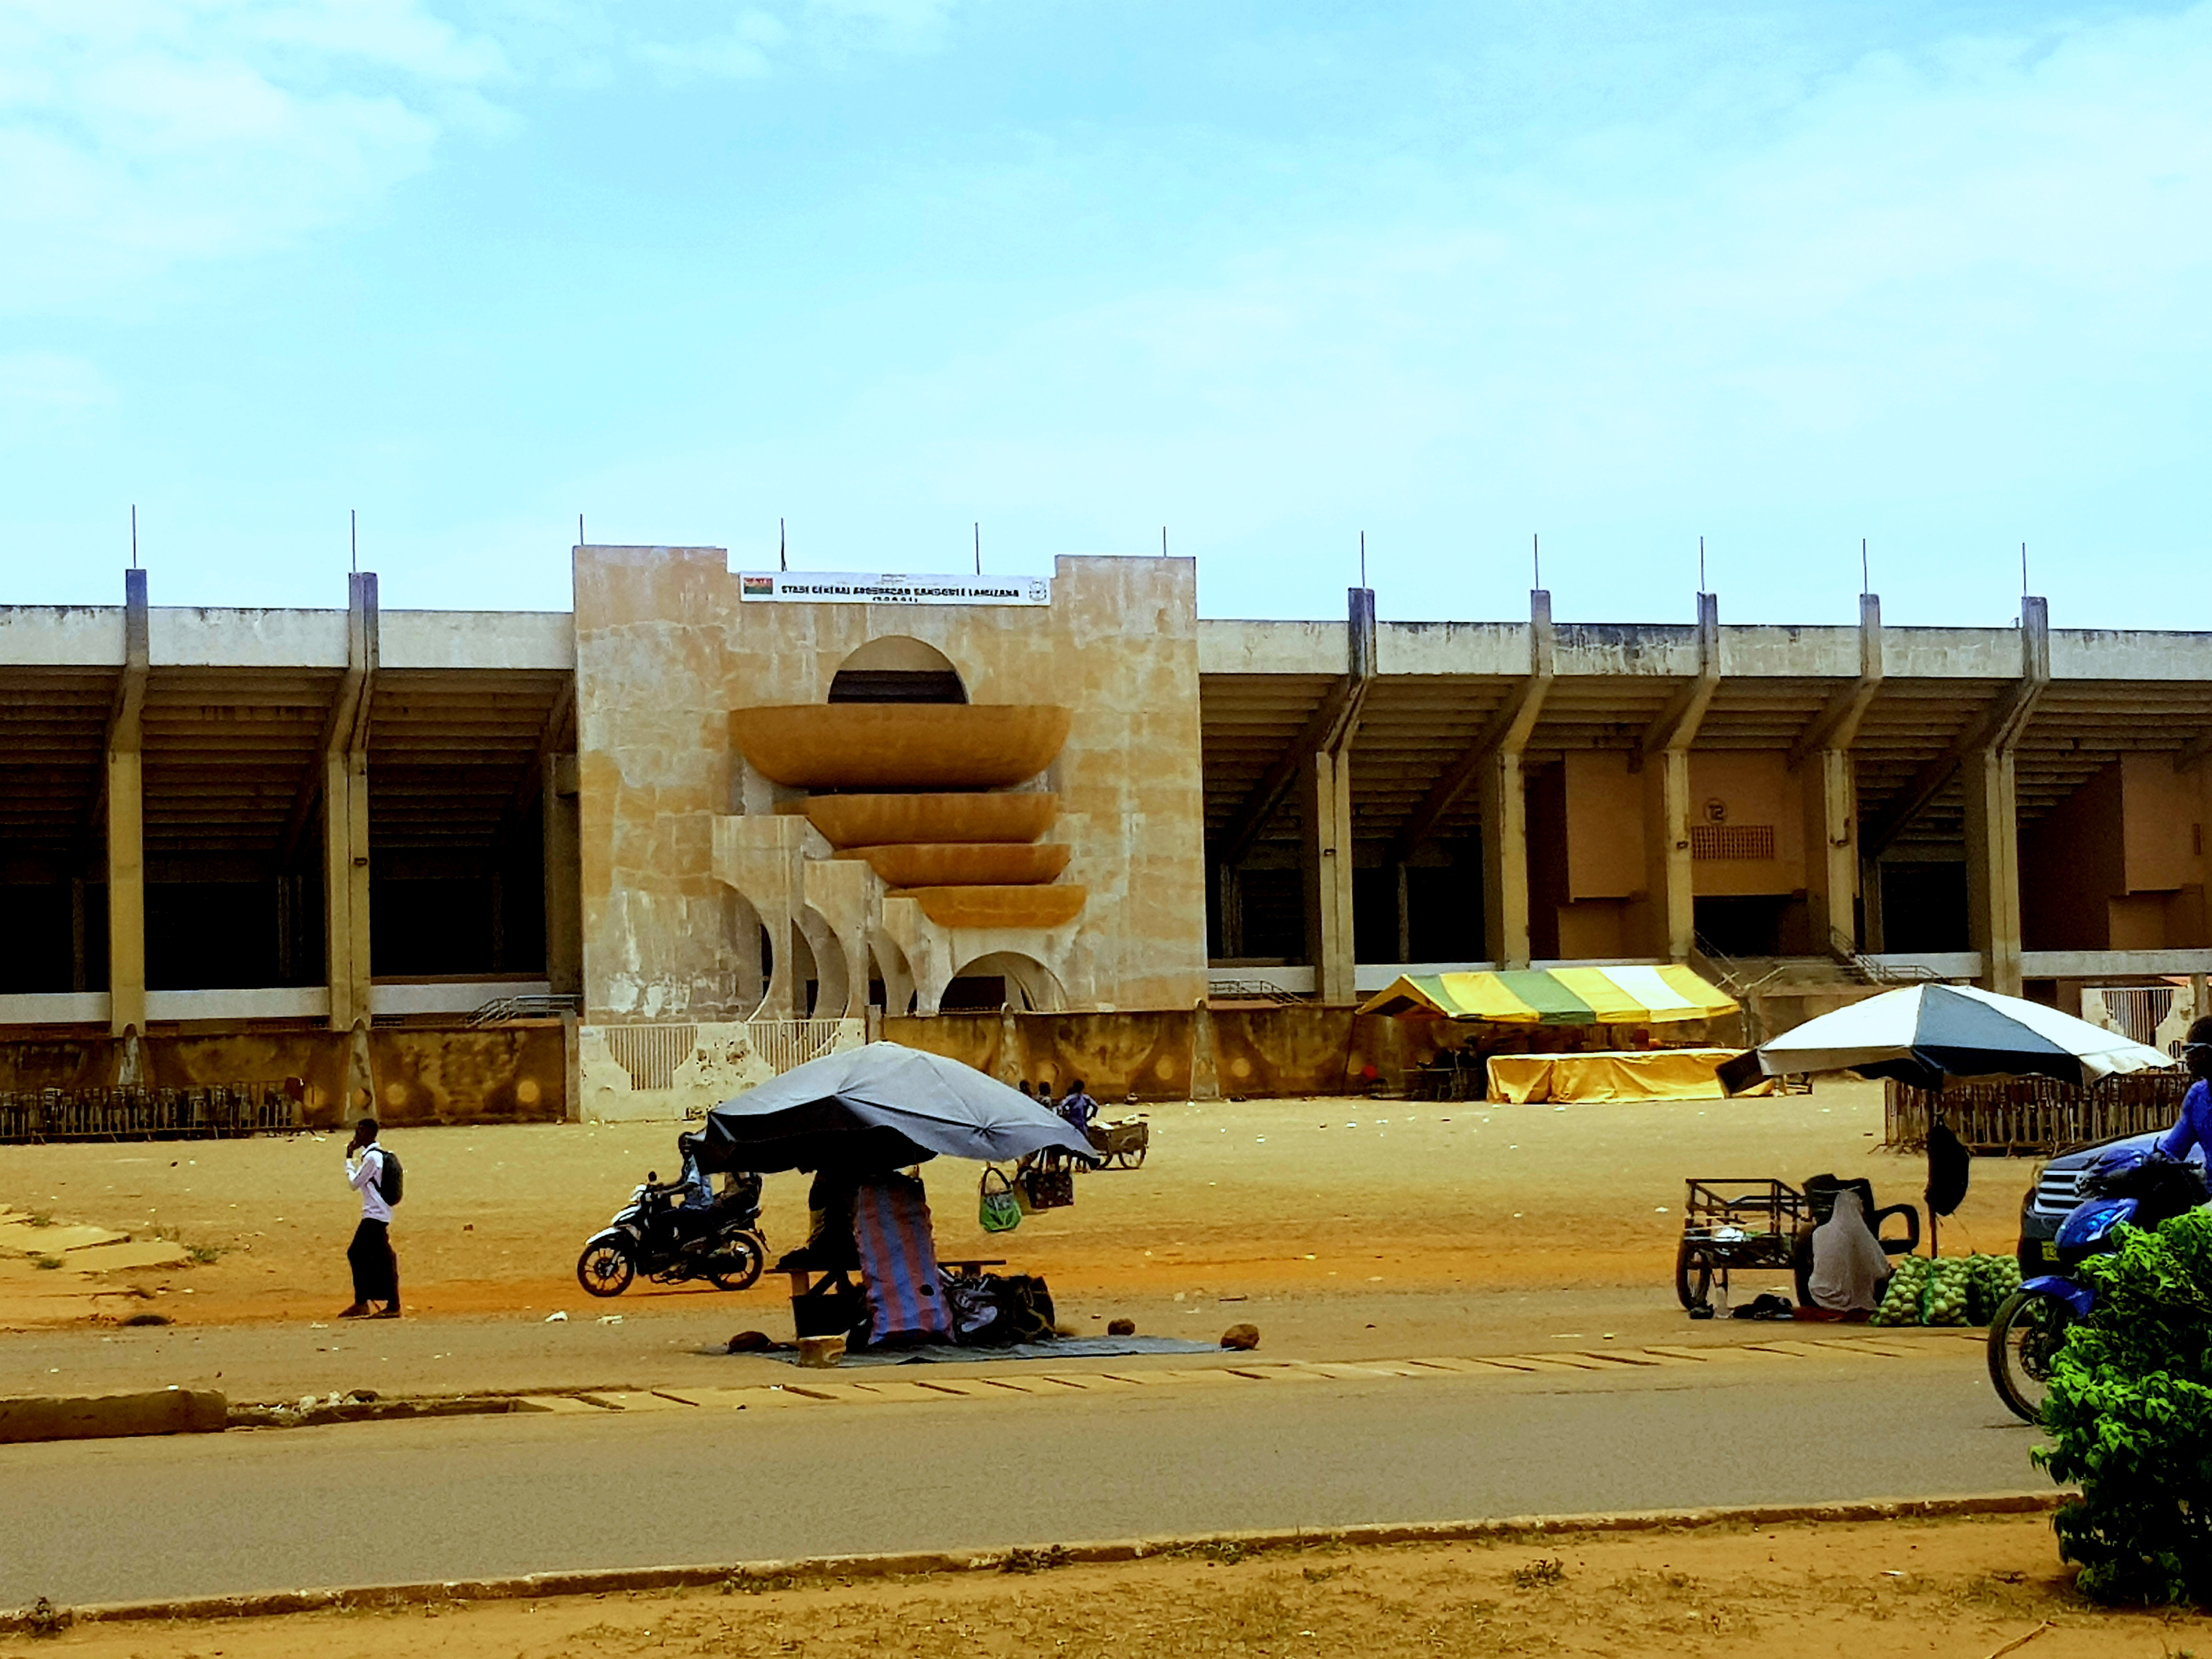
[{"xmin": 2034, "ymin": 1207, "xmax": 2212, "ymax": 1604}]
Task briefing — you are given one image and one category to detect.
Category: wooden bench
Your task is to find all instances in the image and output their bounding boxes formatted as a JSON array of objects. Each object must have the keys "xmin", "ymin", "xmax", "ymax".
[{"xmin": 783, "ymin": 1256, "xmax": 1006, "ymax": 1301}]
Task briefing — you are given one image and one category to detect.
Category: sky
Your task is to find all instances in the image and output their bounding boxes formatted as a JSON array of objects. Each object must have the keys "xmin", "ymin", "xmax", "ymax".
[{"xmin": 3, "ymin": 0, "xmax": 2210, "ymax": 628}]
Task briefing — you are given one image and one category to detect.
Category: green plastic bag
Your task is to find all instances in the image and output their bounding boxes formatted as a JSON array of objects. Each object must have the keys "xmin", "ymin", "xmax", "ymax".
[{"xmin": 978, "ymin": 1166, "xmax": 1022, "ymax": 1234}]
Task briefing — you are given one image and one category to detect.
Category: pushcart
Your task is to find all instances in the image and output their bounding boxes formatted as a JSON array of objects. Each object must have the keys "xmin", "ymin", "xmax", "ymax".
[
  {"xmin": 1675, "ymin": 1175, "xmax": 1921, "ymax": 1309},
  {"xmin": 1084, "ymin": 1114, "xmax": 1150, "ymax": 1170},
  {"xmin": 1675, "ymin": 1178, "xmax": 1809, "ymax": 1308}
]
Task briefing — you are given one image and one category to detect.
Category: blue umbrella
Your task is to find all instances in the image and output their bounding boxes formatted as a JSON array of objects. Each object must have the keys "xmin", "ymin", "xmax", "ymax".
[{"xmin": 700, "ymin": 1041, "xmax": 1096, "ymax": 1172}]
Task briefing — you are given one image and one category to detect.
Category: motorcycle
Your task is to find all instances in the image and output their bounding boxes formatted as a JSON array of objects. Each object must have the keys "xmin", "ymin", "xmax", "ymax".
[
  {"xmin": 1986, "ymin": 1147, "xmax": 2207, "ymax": 1421},
  {"xmin": 575, "ymin": 1170, "xmax": 769, "ymax": 1297}
]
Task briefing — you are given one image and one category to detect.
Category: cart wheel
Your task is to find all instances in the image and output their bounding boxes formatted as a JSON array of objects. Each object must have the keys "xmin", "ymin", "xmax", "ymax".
[
  {"xmin": 1119, "ymin": 1147, "xmax": 1146, "ymax": 1170},
  {"xmin": 577, "ymin": 1239, "xmax": 634, "ymax": 1298},
  {"xmin": 1674, "ymin": 1239, "xmax": 1713, "ymax": 1310}
]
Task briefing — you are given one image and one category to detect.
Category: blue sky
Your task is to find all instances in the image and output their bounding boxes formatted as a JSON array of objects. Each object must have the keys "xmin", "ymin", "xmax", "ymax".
[{"xmin": 3, "ymin": 0, "xmax": 2209, "ymax": 628}]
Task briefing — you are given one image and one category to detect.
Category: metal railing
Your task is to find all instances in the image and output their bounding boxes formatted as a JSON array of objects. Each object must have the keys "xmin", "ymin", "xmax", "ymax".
[
  {"xmin": 599, "ymin": 1018, "xmax": 853, "ymax": 1092},
  {"xmin": 601, "ymin": 1023, "xmax": 699, "ymax": 1092},
  {"xmin": 0, "ymin": 1085, "xmax": 303, "ymax": 1145},
  {"xmin": 1826, "ymin": 928, "xmax": 1943, "ymax": 987},
  {"xmin": 747, "ymin": 1019, "xmax": 849, "ymax": 1074},
  {"xmin": 1884, "ymin": 1070, "xmax": 2192, "ymax": 1155},
  {"xmin": 2089, "ymin": 985, "xmax": 2176, "ymax": 1049},
  {"xmin": 1206, "ymin": 979, "xmax": 1307, "ymax": 1003},
  {"xmin": 467, "ymin": 994, "xmax": 580, "ymax": 1026}
]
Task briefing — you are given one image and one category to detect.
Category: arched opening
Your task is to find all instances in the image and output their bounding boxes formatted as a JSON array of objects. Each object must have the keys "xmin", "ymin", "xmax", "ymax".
[
  {"xmin": 944, "ymin": 950, "xmax": 1065, "ymax": 1013},
  {"xmin": 828, "ymin": 636, "xmax": 967, "ymax": 705}
]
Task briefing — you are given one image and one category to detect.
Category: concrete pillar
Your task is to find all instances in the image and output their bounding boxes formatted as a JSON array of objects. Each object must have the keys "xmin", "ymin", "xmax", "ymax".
[
  {"xmin": 1479, "ymin": 747, "xmax": 1532, "ymax": 969},
  {"xmin": 543, "ymin": 752, "xmax": 582, "ymax": 998},
  {"xmin": 324, "ymin": 750, "xmax": 373, "ymax": 1025},
  {"xmin": 324, "ymin": 573, "xmax": 377, "ymax": 1030},
  {"xmin": 1657, "ymin": 746, "xmax": 1695, "ymax": 964},
  {"xmin": 1301, "ymin": 744, "xmax": 1357, "ymax": 1001},
  {"xmin": 1640, "ymin": 592, "xmax": 1719, "ymax": 966},
  {"xmin": 106, "ymin": 568, "xmax": 149, "ymax": 1037},
  {"xmin": 1804, "ymin": 748, "xmax": 1859, "ymax": 953},
  {"xmin": 106, "ymin": 749, "xmax": 146, "ymax": 1034},
  {"xmin": 1963, "ymin": 745, "xmax": 2025, "ymax": 997}
]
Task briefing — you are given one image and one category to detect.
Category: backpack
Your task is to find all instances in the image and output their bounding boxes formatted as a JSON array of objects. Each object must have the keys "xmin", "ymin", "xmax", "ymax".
[{"xmin": 375, "ymin": 1148, "xmax": 404, "ymax": 1206}]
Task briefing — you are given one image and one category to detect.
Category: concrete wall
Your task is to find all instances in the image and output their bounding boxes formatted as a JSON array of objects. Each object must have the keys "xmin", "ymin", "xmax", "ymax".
[
  {"xmin": 2024, "ymin": 757, "xmax": 2209, "ymax": 952},
  {"xmin": 0, "ymin": 1025, "xmax": 567, "ymax": 1126},
  {"xmin": 574, "ymin": 546, "xmax": 1209, "ymax": 1022}
]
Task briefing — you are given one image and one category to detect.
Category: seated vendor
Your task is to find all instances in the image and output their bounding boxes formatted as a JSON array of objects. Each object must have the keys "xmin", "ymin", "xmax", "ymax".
[
  {"xmin": 773, "ymin": 1167, "xmax": 861, "ymax": 1272},
  {"xmin": 1807, "ymin": 1189, "xmax": 1892, "ymax": 1316}
]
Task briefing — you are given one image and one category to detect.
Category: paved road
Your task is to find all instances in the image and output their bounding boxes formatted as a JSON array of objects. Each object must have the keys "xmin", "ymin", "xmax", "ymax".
[{"xmin": 2, "ymin": 1352, "xmax": 2042, "ymax": 1607}]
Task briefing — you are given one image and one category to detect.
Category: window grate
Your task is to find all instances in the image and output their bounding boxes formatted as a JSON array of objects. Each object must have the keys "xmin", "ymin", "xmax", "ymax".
[{"xmin": 1690, "ymin": 824, "xmax": 1776, "ymax": 861}]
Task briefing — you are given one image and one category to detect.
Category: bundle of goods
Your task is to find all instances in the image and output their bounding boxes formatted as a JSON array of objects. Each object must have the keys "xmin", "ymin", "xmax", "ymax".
[{"xmin": 1868, "ymin": 1252, "xmax": 2021, "ymax": 1327}]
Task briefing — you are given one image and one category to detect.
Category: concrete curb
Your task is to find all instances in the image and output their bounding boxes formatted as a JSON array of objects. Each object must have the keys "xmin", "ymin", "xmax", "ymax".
[
  {"xmin": 0, "ymin": 1489, "xmax": 2068, "ymax": 1633},
  {"xmin": 0, "ymin": 1387, "xmax": 225, "ymax": 1447}
]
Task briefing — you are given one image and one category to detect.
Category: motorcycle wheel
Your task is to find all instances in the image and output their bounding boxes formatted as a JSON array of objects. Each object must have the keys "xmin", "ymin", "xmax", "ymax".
[
  {"xmin": 577, "ymin": 1239, "xmax": 635, "ymax": 1298},
  {"xmin": 1987, "ymin": 1286, "xmax": 2074, "ymax": 1423},
  {"xmin": 706, "ymin": 1232, "xmax": 765, "ymax": 1292}
]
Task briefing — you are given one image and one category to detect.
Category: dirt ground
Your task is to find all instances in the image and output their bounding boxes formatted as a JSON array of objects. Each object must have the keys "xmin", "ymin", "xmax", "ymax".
[
  {"xmin": 0, "ymin": 1079, "xmax": 2039, "ymax": 1384},
  {"xmin": 11, "ymin": 1513, "xmax": 2209, "ymax": 1659}
]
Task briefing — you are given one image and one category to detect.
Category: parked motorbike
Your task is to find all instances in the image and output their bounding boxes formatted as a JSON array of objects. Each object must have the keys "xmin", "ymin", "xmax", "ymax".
[
  {"xmin": 575, "ymin": 1170, "xmax": 768, "ymax": 1297},
  {"xmin": 1986, "ymin": 1147, "xmax": 2207, "ymax": 1421}
]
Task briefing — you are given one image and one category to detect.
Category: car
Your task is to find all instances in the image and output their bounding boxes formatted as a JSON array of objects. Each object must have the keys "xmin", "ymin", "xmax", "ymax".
[{"xmin": 2016, "ymin": 1130, "xmax": 2205, "ymax": 1276}]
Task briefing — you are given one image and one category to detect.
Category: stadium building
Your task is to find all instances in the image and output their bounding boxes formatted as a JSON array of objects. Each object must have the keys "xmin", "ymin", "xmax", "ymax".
[{"xmin": 1, "ymin": 544, "xmax": 2207, "ymax": 1122}]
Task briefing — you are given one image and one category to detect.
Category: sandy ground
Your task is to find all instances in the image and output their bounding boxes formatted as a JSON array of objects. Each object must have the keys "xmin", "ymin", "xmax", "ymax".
[
  {"xmin": 11, "ymin": 1513, "xmax": 2209, "ymax": 1658},
  {"xmin": 0, "ymin": 1079, "xmax": 2039, "ymax": 1389}
]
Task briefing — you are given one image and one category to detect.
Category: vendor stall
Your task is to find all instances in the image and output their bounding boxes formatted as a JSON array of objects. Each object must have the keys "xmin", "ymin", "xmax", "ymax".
[
  {"xmin": 1359, "ymin": 964, "xmax": 1739, "ymax": 1025},
  {"xmin": 701, "ymin": 1042, "xmax": 1094, "ymax": 1352},
  {"xmin": 1360, "ymin": 965, "xmax": 1746, "ymax": 1102},
  {"xmin": 1486, "ymin": 1046, "xmax": 1774, "ymax": 1103}
]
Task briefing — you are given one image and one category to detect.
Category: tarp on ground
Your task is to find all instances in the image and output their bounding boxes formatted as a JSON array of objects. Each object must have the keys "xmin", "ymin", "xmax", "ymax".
[
  {"xmin": 1356, "ymin": 964, "xmax": 1738, "ymax": 1026},
  {"xmin": 1486, "ymin": 1047, "xmax": 1774, "ymax": 1103}
]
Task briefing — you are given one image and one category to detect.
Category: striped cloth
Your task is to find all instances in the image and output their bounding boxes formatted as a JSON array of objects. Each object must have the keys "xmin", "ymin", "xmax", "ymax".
[
  {"xmin": 851, "ymin": 1174, "xmax": 952, "ymax": 1347},
  {"xmin": 1357, "ymin": 964, "xmax": 1737, "ymax": 1025}
]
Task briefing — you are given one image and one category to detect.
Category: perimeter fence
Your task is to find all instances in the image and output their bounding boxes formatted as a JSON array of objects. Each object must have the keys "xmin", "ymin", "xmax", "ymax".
[{"xmin": 1886, "ymin": 1070, "xmax": 2194, "ymax": 1156}]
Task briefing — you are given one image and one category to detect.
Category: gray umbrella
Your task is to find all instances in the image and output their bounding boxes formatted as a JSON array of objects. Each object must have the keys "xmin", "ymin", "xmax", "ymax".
[{"xmin": 699, "ymin": 1041, "xmax": 1097, "ymax": 1173}]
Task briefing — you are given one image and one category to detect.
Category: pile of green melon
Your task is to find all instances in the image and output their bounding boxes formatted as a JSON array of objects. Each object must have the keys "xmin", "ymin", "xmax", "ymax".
[{"xmin": 1868, "ymin": 1252, "xmax": 2022, "ymax": 1327}]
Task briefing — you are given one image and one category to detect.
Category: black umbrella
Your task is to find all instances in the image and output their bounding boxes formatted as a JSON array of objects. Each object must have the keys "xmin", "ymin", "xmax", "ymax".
[{"xmin": 699, "ymin": 1041, "xmax": 1096, "ymax": 1173}]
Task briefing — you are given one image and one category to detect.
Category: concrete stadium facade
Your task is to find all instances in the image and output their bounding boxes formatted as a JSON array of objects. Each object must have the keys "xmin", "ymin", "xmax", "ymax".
[{"xmin": 3, "ymin": 545, "xmax": 2209, "ymax": 1116}]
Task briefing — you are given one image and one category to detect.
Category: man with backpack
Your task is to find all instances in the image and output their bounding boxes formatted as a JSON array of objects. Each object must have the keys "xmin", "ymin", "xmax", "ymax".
[{"xmin": 341, "ymin": 1117, "xmax": 401, "ymax": 1319}]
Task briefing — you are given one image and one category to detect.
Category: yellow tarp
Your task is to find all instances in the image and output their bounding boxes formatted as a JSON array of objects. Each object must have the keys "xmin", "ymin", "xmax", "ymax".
[
  {"xmin": 1356, "ymin": 964, "xmax": 1737, "ymax": 1025},
  {"xmin": 1485, "ymin": 1047, "xmax": 1772, "ymax": 1104}
]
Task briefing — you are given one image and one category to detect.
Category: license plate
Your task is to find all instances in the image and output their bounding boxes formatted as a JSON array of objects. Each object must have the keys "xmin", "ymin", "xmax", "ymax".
[{"xmin": 2041, "ymin": 1241, "xmax": 2061, "ymax": 1263}]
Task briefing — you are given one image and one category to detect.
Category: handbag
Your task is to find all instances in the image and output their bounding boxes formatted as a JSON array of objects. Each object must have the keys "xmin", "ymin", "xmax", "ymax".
[
  {"xmin": 978, "ymin": 1167, "xmax": 1022, "ymax": 1233},
  {"xmin": 1017, "ymin": 1165, "xmax": 1075, "ymax": 1211}
]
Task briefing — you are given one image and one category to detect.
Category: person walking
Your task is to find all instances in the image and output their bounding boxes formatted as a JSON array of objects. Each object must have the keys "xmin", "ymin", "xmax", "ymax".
[{"xmin": 341, "ymin": 1117, "xmax": 400, "ymax": 1319}]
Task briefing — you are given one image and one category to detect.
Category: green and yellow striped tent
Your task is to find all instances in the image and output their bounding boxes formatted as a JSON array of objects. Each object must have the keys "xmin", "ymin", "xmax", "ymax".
[{"xmin": 1356, "ymin": 965, "xmax": 1737, "ymax": 1026}]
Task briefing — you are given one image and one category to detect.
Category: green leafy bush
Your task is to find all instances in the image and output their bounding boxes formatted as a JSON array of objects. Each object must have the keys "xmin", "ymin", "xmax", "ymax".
[{"xmin": 2034, "ymin": 1207, "xmax": 2212, "ymax": 1604}]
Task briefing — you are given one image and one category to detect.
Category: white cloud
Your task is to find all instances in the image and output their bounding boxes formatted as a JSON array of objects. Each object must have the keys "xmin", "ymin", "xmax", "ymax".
[
  {"xmin": 0, "ymin": 1, "xmax": 505, "ymax": 314},
  {"xmin": 633, "ymin": 9, "xmax": 788, "ymax": 80},
  {"xmin": 628, "ymin": 0, "xmax": 953, "ymax": 82},
  {"xmin": 667, "ymin": 2, "xmax": 2212, "ymax": 621}
]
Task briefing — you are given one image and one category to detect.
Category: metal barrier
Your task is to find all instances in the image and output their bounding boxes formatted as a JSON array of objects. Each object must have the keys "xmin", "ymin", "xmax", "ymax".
[
  {"xmin": 1885, "ymin": 1070, "xmax": 2193, "ymax": 1155},
  {"xmin": 468, "ymin": 994, "xmax": 580, "ymax": 1026},
  {"xmin": 0, "ymin": 1085, "xmax": 304, "ymax": 1144},
  {"xmin": 744, "ymin": 1018, "xmax": 848, "ymax": 1075},
  {"xmin": 601, "ymin": 1024, "xmax": 699, "ymax": 1092}
]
